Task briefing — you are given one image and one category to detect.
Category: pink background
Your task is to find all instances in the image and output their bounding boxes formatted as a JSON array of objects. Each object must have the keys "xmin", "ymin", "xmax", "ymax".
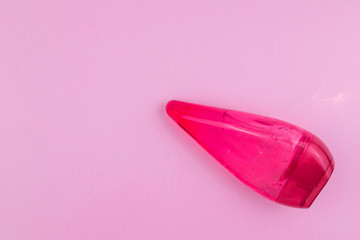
[{"xmin": 1, "ymin": 0, "xmax": 359, "ymax": 239}]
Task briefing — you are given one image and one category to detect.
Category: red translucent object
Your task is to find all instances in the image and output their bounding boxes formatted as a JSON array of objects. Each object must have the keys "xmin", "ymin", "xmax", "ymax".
[{"xmin": 166, "ymin": 100, "xmax": 334, "ymax": 208}]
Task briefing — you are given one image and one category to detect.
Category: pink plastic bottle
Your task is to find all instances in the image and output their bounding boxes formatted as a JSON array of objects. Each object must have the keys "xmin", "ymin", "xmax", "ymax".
[{"xmin": 166, "ymin": 100, "xmax": 334, "ymax": 208}]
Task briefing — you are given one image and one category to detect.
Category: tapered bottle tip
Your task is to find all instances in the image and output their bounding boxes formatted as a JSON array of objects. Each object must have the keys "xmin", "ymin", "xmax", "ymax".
[{"xmin": 166, "ymin": 100, "xmax": 183, "ymax": 122}]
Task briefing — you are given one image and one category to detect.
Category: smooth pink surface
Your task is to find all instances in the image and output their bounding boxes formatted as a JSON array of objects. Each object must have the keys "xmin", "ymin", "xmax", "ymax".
[
  {"xmin": 0, "ymin": 0, "xmax": 359, "ymax": 239},
  {"xmin": 166, "ymin": 100, "xmax": 334, "ymax": 208}
]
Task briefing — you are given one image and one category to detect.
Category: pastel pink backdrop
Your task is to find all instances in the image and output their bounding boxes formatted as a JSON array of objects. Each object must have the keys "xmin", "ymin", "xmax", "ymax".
[{"xmin": 1, "ymin": 0, "xmax": 359, "ymax": 239}]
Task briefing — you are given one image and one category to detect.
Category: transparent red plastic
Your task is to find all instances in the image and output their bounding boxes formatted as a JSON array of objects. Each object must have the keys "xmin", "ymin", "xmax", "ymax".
[{"xmin": 166, "ymin": 100, "xmax": 334, "ymax": 208}]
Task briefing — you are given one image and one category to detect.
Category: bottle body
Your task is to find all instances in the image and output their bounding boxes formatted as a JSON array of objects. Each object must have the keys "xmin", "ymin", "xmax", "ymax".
[{"xmin": 167, "ymin": 100, "xmax": 334, "ymax": 208}]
